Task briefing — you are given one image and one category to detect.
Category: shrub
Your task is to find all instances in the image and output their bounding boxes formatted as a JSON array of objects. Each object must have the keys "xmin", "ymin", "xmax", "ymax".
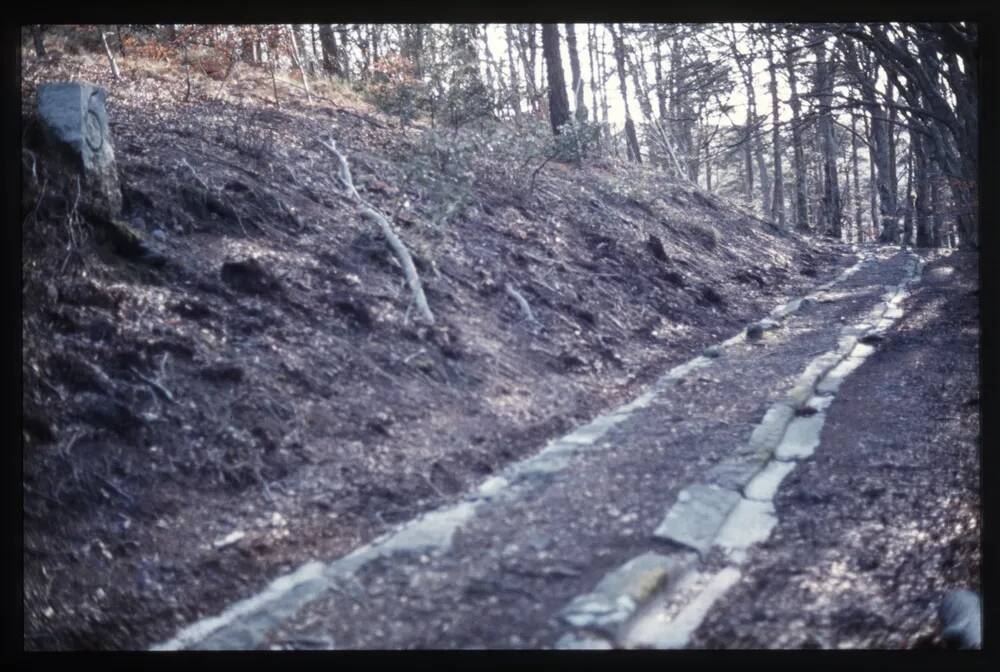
[
  {"xmin": 554, "ymin": 118, "xmax": 603, "ymax": 164},
  {"xmin": 366, "ymin": 55, "xmax": 428, "ymax": 127},
  {"xmin": 424, "ymin": 59, "xmax": 495, "ymax": 130}
]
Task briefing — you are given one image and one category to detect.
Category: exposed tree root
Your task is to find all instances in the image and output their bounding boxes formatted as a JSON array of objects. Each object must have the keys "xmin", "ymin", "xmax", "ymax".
[
  {"xmin": 504, "ymin": 282, "xmax": 541, "ymax": 331},
  {"xmin": 319, "ymin": 136, "xmax": 435, "ymax": 325}
]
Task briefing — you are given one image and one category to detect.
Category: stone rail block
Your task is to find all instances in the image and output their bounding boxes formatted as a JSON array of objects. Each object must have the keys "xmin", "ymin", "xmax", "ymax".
[
  {"xmin": 653, "ymin": 484, "xmax": 743, "ymax": 555},
  {"xmin": 559, "ymin": 551, "xmax": 696, "ymax": 637},
  {"xmin": 746, "ymin": 403, "xmax": 796, "ymax": 457}
]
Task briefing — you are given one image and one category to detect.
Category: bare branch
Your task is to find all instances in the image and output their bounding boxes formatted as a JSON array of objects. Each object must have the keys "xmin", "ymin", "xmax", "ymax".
[{"xmin": 318, "ymin": 137, "xmax": 435, "ymax": 325}]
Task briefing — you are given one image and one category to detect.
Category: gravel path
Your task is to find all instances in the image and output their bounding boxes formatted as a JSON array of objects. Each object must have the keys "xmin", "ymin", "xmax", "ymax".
[{"xmin": 151, "ymin": 246, "xmax": 977, "ymax": 650}]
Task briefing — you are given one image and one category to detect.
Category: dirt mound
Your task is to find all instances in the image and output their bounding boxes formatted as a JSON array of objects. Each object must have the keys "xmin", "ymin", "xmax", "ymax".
[{"xmin": 21, "ymin": 50, "xmax": 852, "ymax": 649}]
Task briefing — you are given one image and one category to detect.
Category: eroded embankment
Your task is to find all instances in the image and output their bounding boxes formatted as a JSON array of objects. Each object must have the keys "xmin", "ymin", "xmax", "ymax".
[
  {"xmin": 22, "ymin": 52, "xmax": 853, "ymax": 650},
  {"xmin": 148, "ymin": 248, "xmax": 925, "ymax": 651}
]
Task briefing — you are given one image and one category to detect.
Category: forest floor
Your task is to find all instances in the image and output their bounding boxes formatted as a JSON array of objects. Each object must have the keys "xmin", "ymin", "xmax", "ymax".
[{"xmin": 20, "ymin": 49, "xmax": 979, "ymax": 650}]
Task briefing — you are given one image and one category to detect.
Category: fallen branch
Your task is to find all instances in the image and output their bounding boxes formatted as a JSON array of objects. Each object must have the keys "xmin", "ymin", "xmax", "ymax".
[
  {"xmin": 99, "ymin": 30, "xmax": 121, "ymax": 80},
  {"xmin": 180, "ymin": 157, "xmax": 210, "ymax": 193},
  {"xmin": 130, "ymin": 354, "xmax": 175, "ymax": 404},
  {"xmin": 97, "ymin": 473, "xmax": 135, "ymax": 505},
  {"xmin": 318, "ymin": 136, "xmax": 435, "ymax": 325},
  {"xmin": 504, "ymin": 282, "xmax": 541, "ymax": 330}
]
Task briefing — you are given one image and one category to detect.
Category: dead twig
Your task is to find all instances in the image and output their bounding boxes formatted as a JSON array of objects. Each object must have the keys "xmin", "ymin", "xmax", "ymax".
[
  {"xmin": 24, "ymin": 482, "xmax": 65, "ymax": 508},
  {"xmin": 97, "ymin": 473, "xmax": 134, "ymax": 505},
  {"xmin": 130, "ymin": 353, "xmax": 175, "ymax": 404},
  {"xmin": 402, "ymin": 348, "xmax": 428, "ymax": 365},
  {"xmin": 60, "ymin": 176, "xmax": 84, "ymax": 274},
  {"xmin": 179, "ymin": 157, "xmax": 210, "ymax": 193},
  {"xmin": 420, "ymin": 472, "xmax": 447, "ymax": 500},
  {"xmin": 504, "ymin": 282, "xmax": 541, "ymax": 332}
]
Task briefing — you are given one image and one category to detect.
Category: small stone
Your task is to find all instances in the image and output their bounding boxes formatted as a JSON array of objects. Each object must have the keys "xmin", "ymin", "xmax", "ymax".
[
  {"xmin": 939, "ymin": 589, "xmax": 981, "ymax": 649},
  {"xmin": 213, "ymin": 530, "xmax": 246, "ymax": 548},
  {"xmin": 746, "ymin": 323, "xmax": 765, "ymax": 341},
  {"xmin": 152, "ymin": 228, "xmax": 167, "ymax": 242}
]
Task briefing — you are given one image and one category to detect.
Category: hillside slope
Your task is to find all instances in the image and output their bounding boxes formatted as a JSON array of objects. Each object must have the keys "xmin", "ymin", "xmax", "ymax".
[{"xmin": 21, "ymin": 50, "xmax": 852, "ymax": 649}]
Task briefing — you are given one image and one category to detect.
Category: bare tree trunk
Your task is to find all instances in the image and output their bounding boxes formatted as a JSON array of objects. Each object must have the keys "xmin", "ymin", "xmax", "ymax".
[
  {"xmin": 541, "ymin": 24, "xmax": 571, "ymax": 135},
  {"xmin": 851, "ymin": 109, "xmax": 865, "ymax": 242},
  {"xmin": 752, "ymin": 101, "xmax": 770, "ymax": 219},
  {"xmin": 929, "ymin": 160, "xmax": 943, "ymax": 248},
  {"xmin": 866, "ymin": 116, "xmax": 880, "ymax": 242},
  {"xmin": 598, "ymin": 26, "xmax": 611, "ymax": 149},
  {"xmin": 369, "ymin": 24, "xmax": 381, "ymax": 64},
  {"xmin": 785, "ymin": 35, "xmax": 808, "ymax": 231},
  {"xmin": 319, "ymin": 24, "xmax": 342, "ymax": 77},
  {"xmin": 880, "ymin": 84, "xmax": 902, "ymax": 244},
  {"xmin": 241, "ymin": 33, "xmax": 256, "ymax": 64},
  {"xmin": 705, "ymin": 145, "xmax": 712, "ymax": 191},
  {"xmin": 480, "ymin": 25, "xmax": 497, "ymax": 101},
  {"xmin": 608, "ymin": 24, "xmax": 641, "ymax": 163},
  {"xmin": 182, "ymin": 42, "xmax": 192, "ymax": 101},
  {"xmin": 337, "ymin": 26, "xmax": 352, "ymax": 81},
  {"xmin": 270, "ymin": 55, "xmax": 280, "ymax": 109},
  {"xmin": 504, "ymin": 24, "xmax": 522, "ymax": 123},
  {"xmin": 527, "ymin": 24, "xmax": 538, "ymax": 113},
  {"xmin": 287, "ymin": 26, "xmax": 312, "ymax": 103},
  {"xmin": 515, "ymin": 24, "xmax": 540, "ymax": 116},
  {"xmin": 902, "ymin": 141, "xmax": 914, "ymax": 246},
  {"xmin": 867, "ymin": 79, "xmax": 899, "ymax": 243},
  {"xmin": 653, "ymin": 34, "xmax": 668, "ymax": 121},
  {"xmin": 310, "ymin": 24, "xmax": 318, "ymax": 75},
  {"xmin": 766, "ymin": 37, "xmax": 785, "ymax": 227},
  {"xmin": 99, "ymin": 28, "xmax": 121, "ymax": 80},
  {"xmin": 624, "ymin": 31, "xmax": 686, "ymax": 179},
  {"xmin": 813, "ymin": 40, "xmax": 842, "ymax": 239},
  {"xmin": 914, "ymin": 132, "xmax": 933, "ymax": 247},
  {"xmin": 355, "ymin": 25, "xmax": 371, "ymax": 80},
  {"xmin": 400, "ymin": 24, "xmax": 425, "ymax": 78},
  {"xmin": 31, "ymin": 25, "xmax": 46, "ymax": 58},
  {"xmin": 564, "ymin": 23, "xmax": 586, "ymax": 121}
]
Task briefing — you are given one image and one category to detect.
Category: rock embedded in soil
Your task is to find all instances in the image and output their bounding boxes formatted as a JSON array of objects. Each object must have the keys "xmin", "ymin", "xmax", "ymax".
[
  {"xmin": 938, "ymin": 589, "xmax": 981, "ymax": 649},
  {"xmin": 35, "ymin": 82, "xmax": 123, "ymax": 219},
  {"xmin": 74, "ymin": 392, "xmax": 143, "ymax": 436},
  {"xmin": 699, "ymin": 286, "xmax": 725, "ymax": 307},
  {"xmin": 199, "ymin": 363, "xmax": 246, "ymax": 384},
  {"xmin": 647, "ymin": 234, "xmax": 669, "ymax": 262},
  {"xmin": 220, "ymin": 258, "xmax": 282, "ymax": 295}
]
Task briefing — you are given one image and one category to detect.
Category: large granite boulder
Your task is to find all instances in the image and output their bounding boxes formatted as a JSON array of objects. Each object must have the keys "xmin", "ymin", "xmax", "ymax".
[{"xmin": 36, "ymin": 82, "xmax": 122, "ymax": 219}]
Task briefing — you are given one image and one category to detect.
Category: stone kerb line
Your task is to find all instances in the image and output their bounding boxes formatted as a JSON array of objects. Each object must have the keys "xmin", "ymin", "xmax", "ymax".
[
  {"xmin": 560, "ymin": 252, "xmax": 923, "ymax": 650},
  {"xmin": 153, "ymin": 252, "xmax": 872, "ymax": 651}
]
